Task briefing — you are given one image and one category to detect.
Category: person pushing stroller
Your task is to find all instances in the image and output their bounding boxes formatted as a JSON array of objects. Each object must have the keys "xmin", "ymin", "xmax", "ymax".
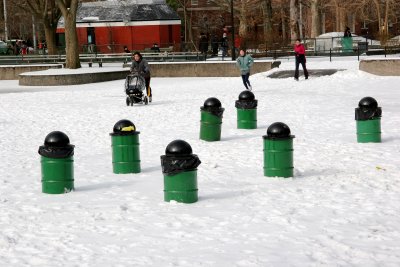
[{"xmin": 131, "ymin": 51, "xmax": 152, "ymax": 102}]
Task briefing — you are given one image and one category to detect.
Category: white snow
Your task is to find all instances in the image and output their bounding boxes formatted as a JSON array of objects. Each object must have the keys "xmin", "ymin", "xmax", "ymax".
[{"xmin": 0, "ymin": 56, "xmax": 400, "ymax": 266}]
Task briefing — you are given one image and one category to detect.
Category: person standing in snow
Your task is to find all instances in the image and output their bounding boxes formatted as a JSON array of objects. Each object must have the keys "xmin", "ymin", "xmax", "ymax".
[
  {"xmin": 236, "ymin": 49, "xmax": 254, "ymax": 90},
  {"xmin": 344, "ymin": 26, "xmax": 352, "ymax": 37},
  {"xmin": 221, "ymin": 33, "xmax": 229, "ymax": 57},
  {"xmin": 294, "ymin": 39, "xmax": 309, "ymax": 81},
  {"xmin": 131, "ymin": 51, "xmax": 152, "ymax": 101}
]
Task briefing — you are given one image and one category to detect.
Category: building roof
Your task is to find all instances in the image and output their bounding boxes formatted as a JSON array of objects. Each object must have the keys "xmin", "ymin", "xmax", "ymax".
[{"xmin": 77, "ymin": 1, "xmax": 180, "ymax": 23}]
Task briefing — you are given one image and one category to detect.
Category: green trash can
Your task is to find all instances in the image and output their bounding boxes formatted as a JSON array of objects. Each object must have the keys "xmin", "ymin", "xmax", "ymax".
[
  {"xmin": 263, "ymin": 122, "xmax": 295, "ymax": 178},
  {"xmin": 355, "ymin": 97, "xmax": 382, "ymax": 143},
  {"xmin": 38, "ymin": 131, "xmax": 75, "ymax": 194},
  {"xmin": 342, "ymin": 37, "xmax": 353, "ymax": 52},
  {"xmin": 161, "ymin": 140, "xmax": 201, "ymax": 203},
  {"xmin": 236, "ymin": 90, "xmax": 257, "ymax": 129},
  {"xmin": 110, "ymin": 119, "xmax": 141, "ymax": 174},
  {"xmin": 200, "ymin": 97, "xmax": 224, "ymax": 141}
]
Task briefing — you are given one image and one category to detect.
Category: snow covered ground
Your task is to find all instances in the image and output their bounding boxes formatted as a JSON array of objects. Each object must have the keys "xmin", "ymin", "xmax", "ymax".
[{"xmin": 0, "ymin": 56, "xmax": 399, "ymax": 266}]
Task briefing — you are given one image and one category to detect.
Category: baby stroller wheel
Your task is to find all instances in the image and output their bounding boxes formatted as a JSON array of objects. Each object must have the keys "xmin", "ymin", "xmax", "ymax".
[
  {"xmin": 126, "ymin": 96, "xmax": 130, "ymax": 106},
  {"xmin": 144, "ymin": 96, "xmax": 149, "ymax": 105},
  {"xmin": 130, "ymin": 96, "xmax": 135, "ymax": 106}
]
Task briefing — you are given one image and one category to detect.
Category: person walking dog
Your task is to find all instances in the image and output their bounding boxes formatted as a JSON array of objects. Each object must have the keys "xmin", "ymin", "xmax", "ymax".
[
  {"xmin": 294, "ymin": 39, "xmax": 309, "ymax": 81},
  {"xmin": 236, "ymin": 49, "xmax": 254, "ymax": 90}
]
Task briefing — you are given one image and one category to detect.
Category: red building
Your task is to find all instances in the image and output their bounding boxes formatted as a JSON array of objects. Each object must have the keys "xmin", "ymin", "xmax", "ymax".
[{"xmin": 57, "ymin": 0, "xmax": 181, "ymax": 53}]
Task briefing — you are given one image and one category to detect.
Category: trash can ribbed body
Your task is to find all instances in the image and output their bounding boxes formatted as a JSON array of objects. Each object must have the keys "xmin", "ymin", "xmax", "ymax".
[
  {"xmin": 111, "ymin": 133, "xmax": 141, "ymax": 173},
  {"xmin": 342, "ymin": 37, "xmax": 353, "ymax": 52},
  {"xmin": 164, "ymin": 170, "xmax": 198, "ymax": 203},
  {"xmin": 41, "ymin": 156, "xmax": 74, "ymax": 194},
  {"xmin": 356, "ymin": 118, "xmax": 381, "ymax": 143},
  {"xmin": 237, "ymin": 108, "xmax": 257, "ymax": 129},
  {"xmin": 263, "ymin": 138, "xmax": 294, "ymax": 178},
  {"xmin": 200, "ymin": 111, "xmax": 222, "ymax": 141}
]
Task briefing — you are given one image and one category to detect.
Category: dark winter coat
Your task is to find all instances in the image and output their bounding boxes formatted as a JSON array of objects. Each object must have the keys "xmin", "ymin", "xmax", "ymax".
[
  {"xmin": 199, "ymin": 36, "xmax": 208, "ymax": 53},
  {"xmin": 131, "ymin": 58, "xmax": 150, "ymax": 78},
  {"xmin": 221, "ymin": 37, "xmax": 228, "ymax": 48}
]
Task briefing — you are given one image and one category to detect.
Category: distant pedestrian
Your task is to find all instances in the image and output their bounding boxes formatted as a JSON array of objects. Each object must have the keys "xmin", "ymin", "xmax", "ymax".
[
  {"xmin": 221, "ymin": 33, "xmax": 228, "ymax": 57},
  {"xmin": 294, "ymin": 39, "xmax": 308, "ymax": 81},
  {"xmin": 344, "ymin": 27, "xmax": 352, "ymax": 37},
  {"xmin": 199, "ymin": 33, "xmax": 208, "ymax": 54},
  {"xmin": 236, "ymin": 49, "xmax": 254, "ymax": 90},
  {"xmin": 123, "ymin": 46, "xmax": 130, "ymax": 53},
  {"xmin": 211, "ymin": 34, "xmax": 219, "ymax": 56},
  {"xmin": 234, "ymin": 34, "xmax": 241, "ymax": 57},
  {"xmin": 150, "ymin": 43, "xmax": 160, "ymax": 53}
]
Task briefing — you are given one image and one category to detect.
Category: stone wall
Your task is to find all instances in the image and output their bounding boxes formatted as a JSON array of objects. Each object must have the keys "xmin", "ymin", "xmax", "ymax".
[
  {"xmin": 0, "ymin": 65, "xmax": 62, "ymax": 80},
  {"xmin": 359, "ymin": 59, "xmax": 400, "ymax": 76},
  {"xmin": 18, "ymin": 61, "xmax": 280, "ymax": 86},
  {"xmin": 19, "ymin": 70, "xmax": 130, "ymax": 86},
  {"xmin": 149, "ymin": 61, "xmax": 281, "ymax": 77}
]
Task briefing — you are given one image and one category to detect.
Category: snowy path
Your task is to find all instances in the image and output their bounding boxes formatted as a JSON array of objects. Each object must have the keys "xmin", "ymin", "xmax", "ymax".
[{"xmin": 0, "ymin": 58, "xmax": 399, "ymax": 266}]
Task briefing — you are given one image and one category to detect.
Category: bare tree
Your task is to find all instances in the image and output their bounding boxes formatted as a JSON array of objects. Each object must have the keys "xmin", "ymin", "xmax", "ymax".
[
  {"xmin": 211, "ymin": 0, "xmax": 259, "ymax": 38},
  {"xmin": 55, "ymin": 0, "xmax": 80, "ymax": 68},
  {"xmin": 261, "ymin": 0, "xmax": 273, "ymax": 45},
  {"xmin": 355, "ymin": 0, "xmax": 399, "ymax": 43},
  {"xmin": 309, "ymin": 0, "xmax": 321, "ymax": 37},
  {"xmin": 290, "ymin": 0, "xmax": 299, "ymax": 41},
  {"xmin": 18, "ymin": 0, "xmax": 61, "ymax": 55}
]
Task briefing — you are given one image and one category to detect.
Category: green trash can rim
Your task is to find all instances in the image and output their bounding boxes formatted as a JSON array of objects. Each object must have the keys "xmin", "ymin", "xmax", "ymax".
[
  {"xmin": 263, "ymin": 135, "xmax": 295, "ymax": 140},
  {"xmin": 110, "ymin": 131, "xmax": 140, "ymax": 136}
]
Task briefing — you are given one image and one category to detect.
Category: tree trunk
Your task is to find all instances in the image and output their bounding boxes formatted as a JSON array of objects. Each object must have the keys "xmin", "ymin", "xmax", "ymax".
[
  {"xmin": 281, "ymin": 5, "xmax": 286, "ymax": 42},
  {"xmin": 372, "ymin": 0, "xmax": 381, "ymax": 34},
  {"xmin": 44, "ymin": 23, "xmax": 58, "ymax": 55},
  {"xmin": 334, "ymin": 1, "xmax": 340, "ymax": 31},
  {"xmin": 64, "ymin": 12, "xmax": 80, "ymax": 68},
  {"xmin": 56, "ymin": 0, "xmax": 80, "ymax": 69},
  {"xmin": 382, "ymin": 0, "xmax": 390, "ymax": 43},
  {"xmin": 290, "ymin": 0, "xmax": 299, "ymax": 41},
  {"xmin": 310, "ymin": 0, "xmax": 320, "ymax": 38},
  {"xmin": 238, "ymin": 14, "xmax": 248, "ymax": 37},
  {"xmin": 262, "ymin": 0, "xmax": 273, "ymax": 44}
]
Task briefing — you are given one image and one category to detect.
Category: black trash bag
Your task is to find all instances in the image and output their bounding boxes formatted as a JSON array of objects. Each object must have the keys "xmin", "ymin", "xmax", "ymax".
[
  {"xmin": 355, "ymin": 107, "xmax": 382, "ymax": 121},
  {"xmin": 235, "ymin": 99, "xmax": 258, "ymax": 109},
  {"xmin": 38, "ymin": 144, "xmax": 75, "ymax": 159},
  {"xmin": 160, "ymin": 154, "xmax": 201, "ymax": 175},
  {"xmin": 200, "ymin": 106, "xmax": 225, "ymax": 118}
]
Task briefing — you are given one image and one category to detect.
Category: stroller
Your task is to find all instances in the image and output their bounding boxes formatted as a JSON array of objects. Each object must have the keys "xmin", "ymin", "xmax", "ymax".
[{"xmin": 124, "ymin": 72, "xmax": 149, "ymax": 106}]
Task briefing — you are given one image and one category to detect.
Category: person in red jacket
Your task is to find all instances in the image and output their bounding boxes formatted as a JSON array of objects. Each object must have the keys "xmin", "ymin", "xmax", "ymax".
[{"xmin": 294, "ymin": 39, "xmax": 309, "ymax": 80}]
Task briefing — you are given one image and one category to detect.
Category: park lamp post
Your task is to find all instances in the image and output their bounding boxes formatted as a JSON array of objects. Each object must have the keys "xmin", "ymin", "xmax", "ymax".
[{"xmin": 231, "ymin": 0, "xmax": 235, "ymax": 61}]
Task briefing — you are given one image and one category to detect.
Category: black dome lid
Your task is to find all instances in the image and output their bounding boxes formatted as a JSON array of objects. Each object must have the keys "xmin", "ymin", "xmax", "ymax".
[
  {"xmin": 267, "ymin": 122, "xmax": 291, "ymax": 138},
  {"xmin": 203, "ymin": 97, "xmax": 222, "ymax": 108},
  {"xmin": 44, "ymin": 131, "xmax": 70, "ymax": 147},
  {"xmin": 165, "ymin": 140, "xmax": 193, "ymax": 156},
  {"xmin": 113, "ymin": 119, "xmax": 136, "ymax": 133},
  {"xmin": 358, "ymin": 97, "xmax": 378, "ymax": 110},
  {"xmin": 238, "ymin": 90, "xmax": 255, "ymax": 101}
]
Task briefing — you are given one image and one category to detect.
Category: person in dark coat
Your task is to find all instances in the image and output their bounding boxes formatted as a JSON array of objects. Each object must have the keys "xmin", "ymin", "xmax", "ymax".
[
  {"xmin": 293, "ymin": 39, "xmax": 309, "ymax": 81},
  {"xmin": 344, "ymin": 27, "xmax": 352, "ymax": 37},
  {"xmin": 131, "ymin": 51, "xmax": 152, "ymax": 101},
  {"xmin": 221, "ymin": 33, "xmax": 228, "ymax": 57},
  {"xmin": 150, "ymin": 43, "xmax": 160, "ymax": 53},
  {"xmin": 211, "ymin": 34, "xmax": 219, "ymax": 56},
  {"xmin": 199, "ymin": 33, "xmax": 208, "ymax": 54},
  {"xmin": 123, "ymin": 46, "xmax": 130, "ymax": 53}
]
